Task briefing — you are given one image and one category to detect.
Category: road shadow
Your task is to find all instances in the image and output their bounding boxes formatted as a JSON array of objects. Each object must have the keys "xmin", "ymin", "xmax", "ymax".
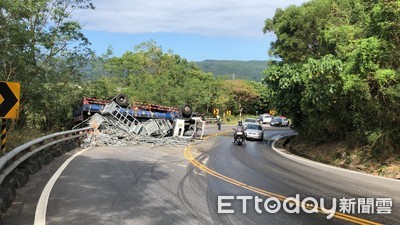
[{"xmin": 4, "ymin": 146, "xmax": 202, "ymax": 225}]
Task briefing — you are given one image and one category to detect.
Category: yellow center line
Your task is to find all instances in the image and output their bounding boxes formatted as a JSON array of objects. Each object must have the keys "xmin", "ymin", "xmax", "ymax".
[{"xmin": 185, "ymin": 133, "xmax": 382, "ymax": 225}]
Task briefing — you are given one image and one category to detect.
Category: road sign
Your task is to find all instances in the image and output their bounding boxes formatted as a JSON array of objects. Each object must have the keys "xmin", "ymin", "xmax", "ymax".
[
  {"xmin": 213, "ymin": 108, "xmax": 219, "ymax": 115},
  {"xmin": 0, "ymin": 82, "xmax": 20, "ymax": 119}
]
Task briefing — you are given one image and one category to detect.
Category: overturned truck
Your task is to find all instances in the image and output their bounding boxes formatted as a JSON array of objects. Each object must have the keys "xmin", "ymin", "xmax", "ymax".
[{"xmin": 73, "ymin": 94, "xmax": 204, "ymax": 138}]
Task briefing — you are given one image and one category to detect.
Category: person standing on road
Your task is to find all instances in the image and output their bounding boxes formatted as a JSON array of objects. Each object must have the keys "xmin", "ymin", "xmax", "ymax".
[{"xmin": 216, "ymin": 115, "xmax": 221, "ymax": 130}]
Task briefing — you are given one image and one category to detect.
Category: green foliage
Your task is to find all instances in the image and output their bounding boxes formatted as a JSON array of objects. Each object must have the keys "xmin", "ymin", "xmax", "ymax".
[
  {"xmin": 97, "ymin": 43, "xmax": 217, "ymax": 113},
  {"xmin": 262, "ymin": 62, "xmax": 305, "ymax": 126},
  {"xmin": 84, "ymin": 76, "xmax": 121, "ymax": 99},
  {"xmin": 1, "ymin": 0, "xmax": 94, "ymax": 143},
  {"xmin": 196, "ymin": 60, "xmax": 267, "ymax": 81},
  {"xmin": 218, "ymin": 80, "xmax": 263, "ymax": 115},
  {"xmin": 263, "ymin": 0, "xmax": 400, "ymax": 153},
  {"xmin": 1, "ymin": 0, "xmax": 270, "ymax": 148},
  {"xmin": 86, "ymin": 41, "xmax": 271, "ymax": 117}
]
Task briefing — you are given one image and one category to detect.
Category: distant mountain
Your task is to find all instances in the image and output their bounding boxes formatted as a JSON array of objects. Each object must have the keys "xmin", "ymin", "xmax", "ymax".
[{"xmin": 196, "ymin": 60, "xmax": 267, "ymax": 81}]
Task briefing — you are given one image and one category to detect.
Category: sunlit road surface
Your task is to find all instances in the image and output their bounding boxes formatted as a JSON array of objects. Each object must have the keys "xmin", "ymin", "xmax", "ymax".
[
  {"xmin": 190, "ymin": 128, "xmax": 399, "ymax": 224},
  {"xmin": 3, "ymin": 125, "xmax": 399, "ymax": 224}
]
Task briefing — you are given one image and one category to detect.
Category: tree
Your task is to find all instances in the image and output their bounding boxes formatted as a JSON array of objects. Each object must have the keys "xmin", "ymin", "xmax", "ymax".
[
  {"xmin": 215, "ymin": 80, "xmax": 267, "ymax": 115},
  {"xmin": 99, "ymin": 41, "xmax": 217, "ymax": 113},
  {"xmin": 88, "ymin": 41, "xmax": 268, "ymax": 117},
  {"xmin": 262, "ymin": 0, "xmax": 400, "ymax": 152},
  {"xmin": 0, "ymin": 0, "xmax": 94, "ymax": 132}
]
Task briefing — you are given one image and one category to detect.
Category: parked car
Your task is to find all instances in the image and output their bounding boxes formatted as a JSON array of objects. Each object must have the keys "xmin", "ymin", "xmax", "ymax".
[
  {"xmin": 244, "ymin": 123, "xmax": 264, "ymax": 141},
  {"xmin": 257, "ymin": 114, "xmax": 272, "ymax": 124},
  {"xmin": 282, "ymin": 118, "xmax": 290, "ymax": 126},
  {"xmin": 243, "ymin": 118, "xmax": 258, "ymax": 128},
  {"xmin": 270, "ymin": 117, "xmax": 290, "ymax": 127}
]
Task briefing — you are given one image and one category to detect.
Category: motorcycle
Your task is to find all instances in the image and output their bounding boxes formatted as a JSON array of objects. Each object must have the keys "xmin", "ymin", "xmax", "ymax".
[{"xmin": 233, "ymin": 127, "xmax": 245, "ymax": 145}]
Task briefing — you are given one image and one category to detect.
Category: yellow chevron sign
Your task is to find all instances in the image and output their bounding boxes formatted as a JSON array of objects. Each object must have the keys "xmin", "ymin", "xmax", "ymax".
[
  {"xmin": 0, "ymin": 82, "xmax": 20, "ymax": 119},
  {"xmin": 213, "ymin": 108, "xmax": 219, "ymax": 115}
]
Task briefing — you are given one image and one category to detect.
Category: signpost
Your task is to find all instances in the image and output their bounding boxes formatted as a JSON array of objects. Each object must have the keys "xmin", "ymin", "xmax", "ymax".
[
  {"xmin": 0, "ymin": 81, "xmax": 20, "ymax": 154},
  {"xmin": 1, "ymin": 120, "xmax": 6, "ymax": 154}
]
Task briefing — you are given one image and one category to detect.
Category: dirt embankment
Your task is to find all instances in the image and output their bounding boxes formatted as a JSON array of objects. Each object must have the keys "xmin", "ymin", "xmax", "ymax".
[{"xmin": 275, "ymin": 137, "xmax": 400, "ymax": 180}]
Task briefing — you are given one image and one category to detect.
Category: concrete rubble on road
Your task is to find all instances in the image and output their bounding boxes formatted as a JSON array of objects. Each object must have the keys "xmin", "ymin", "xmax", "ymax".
[{"xmin": 79, "ymin": 113, "xmax": 198, "ymax": 148}]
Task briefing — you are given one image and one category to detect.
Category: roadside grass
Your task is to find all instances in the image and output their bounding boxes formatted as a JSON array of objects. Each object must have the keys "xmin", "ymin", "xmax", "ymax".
[
  {"xmin": 277, "ymin": 137, "xmax": 400, "ymax": 180},
  {"xmin": 5, "ymin": 127, "xmax": 46, "ymax": 153}
]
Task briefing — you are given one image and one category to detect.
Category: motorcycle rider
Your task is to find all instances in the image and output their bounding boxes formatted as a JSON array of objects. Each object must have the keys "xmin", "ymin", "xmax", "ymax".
[{"xmin": 233, "ymin": 120, "xmax": 246, "ymax": 143}]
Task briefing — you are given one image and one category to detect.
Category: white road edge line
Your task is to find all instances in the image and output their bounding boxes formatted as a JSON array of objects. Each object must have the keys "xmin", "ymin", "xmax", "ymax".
[
  {"xmin": 34, "ymin": 147, "xmax": 92, "ymax": 225},
  {"xmin": 270, "ymin": 135, "xmax": 400, "ymax": 183},
  {"xmin": 175, "ymin": 164, "xmax": 187, "ymax": 168},
  {"xmin": 193, "ymin": 169, "xmax": 205, "ymax": 177}
]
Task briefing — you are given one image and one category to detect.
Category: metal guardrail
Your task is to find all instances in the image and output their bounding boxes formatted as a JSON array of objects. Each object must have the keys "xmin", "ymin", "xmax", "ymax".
[
  {"xmin": 0, "ymin": 127, "xmax": 92, "ymax": 185},
  {"xmin": 204, "ymin": 117, "xmax": 217, "ymax": 123}
]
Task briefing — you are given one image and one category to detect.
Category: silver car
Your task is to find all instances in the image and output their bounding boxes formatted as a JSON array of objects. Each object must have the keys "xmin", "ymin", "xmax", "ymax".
[
  {"xmin": 244, "ymin": 123, "xmax": 264, "ymax": 141},
  {"xmin": 243, "ymin": 118, "xmax": 258, "ymax": 128}
]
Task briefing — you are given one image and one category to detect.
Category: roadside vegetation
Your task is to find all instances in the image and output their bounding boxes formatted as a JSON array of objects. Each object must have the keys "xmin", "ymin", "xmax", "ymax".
[
  {"xmin": 264, "ymin": 0, "xmax": 399, "ymax": 178},
  {"xmin": 2, "ymin": 0, "xmax": 398, "ymax": 178},
  {"xmin": 84, "ymin": 41, "xmax": 270, "ymax": 117},
  {"xmin": 196, "ymin": 60, "xmax": 267, "ymax": 81},
  {"xmin": 1, "ymin": 1, "xmax": 269, "ymax": 149}
]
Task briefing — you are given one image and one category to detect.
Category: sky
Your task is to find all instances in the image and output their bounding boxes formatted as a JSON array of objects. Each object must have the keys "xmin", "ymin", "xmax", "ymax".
[{"xmin": 72, "ymin": 0, "xmax": 308, "ymax": 62}]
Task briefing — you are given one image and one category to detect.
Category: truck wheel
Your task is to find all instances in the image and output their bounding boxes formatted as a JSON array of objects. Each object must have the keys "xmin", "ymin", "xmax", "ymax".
[
  {"xmin": 181, "ymin": 104, "xmax": 192, "ymax": 118},
  {"xmin": 114, "ymin": 94, "xmax": 129, "ymax": 107}
]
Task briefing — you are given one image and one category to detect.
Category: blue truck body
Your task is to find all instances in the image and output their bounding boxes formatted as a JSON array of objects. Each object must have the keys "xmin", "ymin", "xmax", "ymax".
[{"xmin": 74, "ymin": 97, "xmax": 184, "ymax": 124}]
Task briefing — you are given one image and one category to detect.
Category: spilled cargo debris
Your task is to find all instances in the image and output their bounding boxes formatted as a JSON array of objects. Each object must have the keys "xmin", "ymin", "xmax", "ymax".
[
  {"xmin": 81, "ymin": 126, "xmax": 193, "ymax": 148},
  {"xmin": 75, "ymin": 94, "xmax": 205, "ymax": 147}
]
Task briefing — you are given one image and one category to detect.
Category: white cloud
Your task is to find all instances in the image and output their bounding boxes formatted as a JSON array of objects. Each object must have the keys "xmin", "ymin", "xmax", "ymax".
[{"xmin": 73, "ymin": 0, "xmax": 308, "ymax": 37}]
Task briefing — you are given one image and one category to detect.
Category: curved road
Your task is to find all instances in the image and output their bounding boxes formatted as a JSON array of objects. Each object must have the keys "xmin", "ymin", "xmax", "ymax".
[
  {"xmin": 3, "ymin": 126, "xmax": 399, "ymax": 224},
  {"xmin": 202, "ymin": 129, "xmax": 399, "ymax": 224}
]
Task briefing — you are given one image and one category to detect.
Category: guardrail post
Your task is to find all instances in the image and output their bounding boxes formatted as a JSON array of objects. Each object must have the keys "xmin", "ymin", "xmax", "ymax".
[{"xmin": 1, "ymin": 119, "xmax": 7, "ymax": 155}]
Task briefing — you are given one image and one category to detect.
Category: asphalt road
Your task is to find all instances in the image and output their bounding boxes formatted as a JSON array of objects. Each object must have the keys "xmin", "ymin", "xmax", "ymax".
[
  {"xmin": 203, "ymin": 129, "xmax": 399, "ymax": 224},
  {"xmin": 3, "ymin": 125, "xmax": 399, "ymax": 224}
]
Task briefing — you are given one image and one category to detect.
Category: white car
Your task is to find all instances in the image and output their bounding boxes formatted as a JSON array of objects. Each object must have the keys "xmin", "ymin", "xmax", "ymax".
[{"xmin": 257, "ymin": 114, "xmax": 272, "ymax": 124}]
